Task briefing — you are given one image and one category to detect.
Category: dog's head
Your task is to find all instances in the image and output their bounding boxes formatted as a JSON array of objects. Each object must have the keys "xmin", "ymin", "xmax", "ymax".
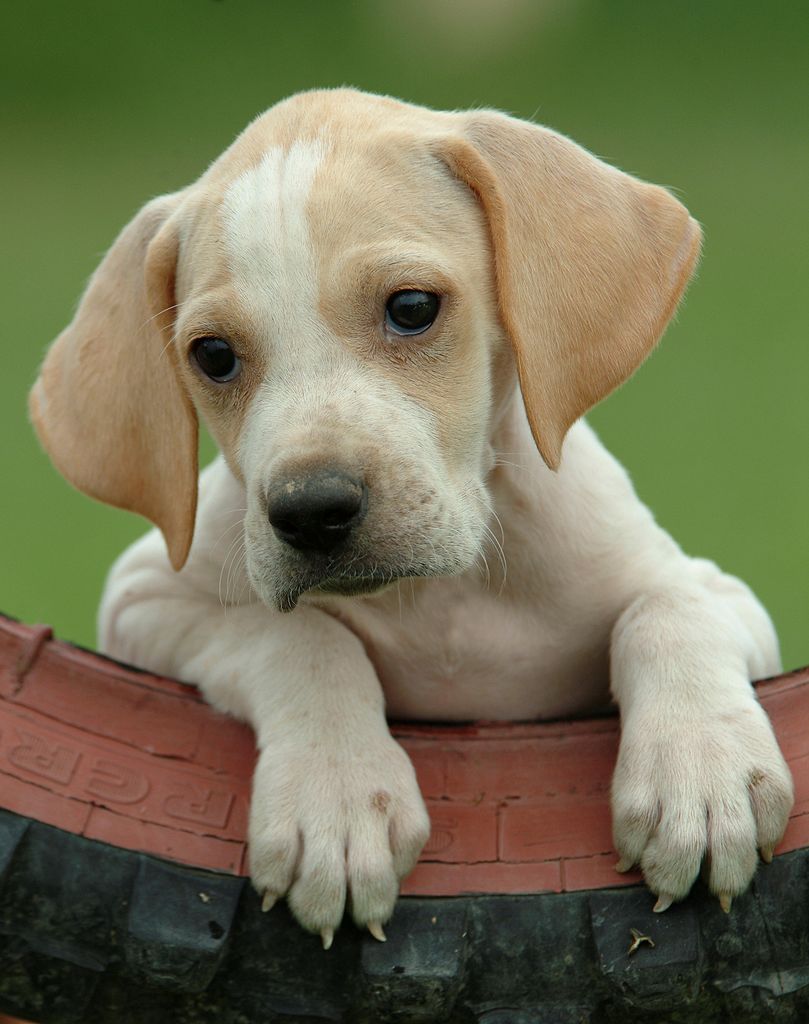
[{"xmin": 30, "ymin": 89, "xmax": 700, "ymax": 611}]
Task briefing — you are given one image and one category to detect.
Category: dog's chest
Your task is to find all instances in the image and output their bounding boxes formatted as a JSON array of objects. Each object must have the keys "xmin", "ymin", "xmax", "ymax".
[{"xmin": 325, "ymin": 582, "xmax": 611, "ymax": 722}]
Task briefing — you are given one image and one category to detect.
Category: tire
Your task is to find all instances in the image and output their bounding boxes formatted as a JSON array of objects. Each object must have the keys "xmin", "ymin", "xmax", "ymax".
[{"xmin": 1, "ymin": 614, "xmax": 808, "ymax": 1023}]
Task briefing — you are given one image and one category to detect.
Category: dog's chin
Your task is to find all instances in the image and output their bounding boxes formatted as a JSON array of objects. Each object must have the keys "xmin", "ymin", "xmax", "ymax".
[
  {"xmin": 314, "ymin": 576, "xmax": 397, "ymax": 597},
  {"xmin": 266, "ymin": 562, "xmax": 449, "ymax": 614},
  {"xmin": 251, "ymin": 544, "xmax": 481, "ymax": 614},
  {"xmin": 273, "ymin": 573, "xmax": 402, "ymax": 613}
]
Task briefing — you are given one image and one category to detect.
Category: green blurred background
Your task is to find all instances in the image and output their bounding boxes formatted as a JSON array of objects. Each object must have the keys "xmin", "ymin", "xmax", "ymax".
[{"xmin": 2, "ymin": 0, "xmax": 807, "ymax": 669}]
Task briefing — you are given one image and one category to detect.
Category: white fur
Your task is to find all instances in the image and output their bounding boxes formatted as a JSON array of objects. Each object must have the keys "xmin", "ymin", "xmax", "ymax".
[{"xmin": 221, "ymin": 140, "xmax": 325, "ymax": 336}]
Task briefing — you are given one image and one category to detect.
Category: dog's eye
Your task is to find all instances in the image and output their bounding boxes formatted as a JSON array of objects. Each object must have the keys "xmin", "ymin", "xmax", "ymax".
[
  {"xmin": 191, "ymin": 337, "xmax": 241, "ymax": 382},
  {"xmin": 385, "ymin": 290, "xmax": 440, "ymax": 336}
]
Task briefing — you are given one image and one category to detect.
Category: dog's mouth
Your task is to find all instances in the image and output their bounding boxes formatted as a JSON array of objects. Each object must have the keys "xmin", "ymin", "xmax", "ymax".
[
  {"xmin": 273, "ymin": 563, "xmax": 437, "ymax": 613},
  {"xmin": 314, "ymin": 575, "xmax": 397, "ymax": 597}
]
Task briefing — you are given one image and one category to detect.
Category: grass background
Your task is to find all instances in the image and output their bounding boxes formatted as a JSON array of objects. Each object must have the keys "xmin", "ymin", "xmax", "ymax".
[{"xmin": 2, "ymin": 0, "xmax": 807, "ymax": 669}]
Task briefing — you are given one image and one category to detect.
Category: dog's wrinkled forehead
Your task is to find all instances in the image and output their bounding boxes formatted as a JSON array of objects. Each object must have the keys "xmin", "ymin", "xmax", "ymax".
[{"xmin": 192, "ymin": 90, "xmax": 485, "ymax": 291}]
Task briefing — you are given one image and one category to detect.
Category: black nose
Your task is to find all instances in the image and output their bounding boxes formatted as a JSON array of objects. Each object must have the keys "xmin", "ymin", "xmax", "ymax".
[{"xmin": 267, "ymin": 470, "xmax": 368, "ymax": 554}]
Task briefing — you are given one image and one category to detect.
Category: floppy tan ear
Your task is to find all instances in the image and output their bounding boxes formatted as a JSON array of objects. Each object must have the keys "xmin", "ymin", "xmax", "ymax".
[
  {"xmin": 29, "ymin": 193, "xmax": 198, "ymax": 569},
  {"xmin": 438, "ymin": 112, "xmax": 702, "ymax": 468}
]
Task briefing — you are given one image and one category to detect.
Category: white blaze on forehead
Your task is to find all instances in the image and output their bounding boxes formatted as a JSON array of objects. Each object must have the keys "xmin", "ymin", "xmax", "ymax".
[
  {"xmin": 220, "ymin": 137, "xmax": 327, "ymax": 332},
  {"xmin": 222, "ymin": 134, "xmax": 371, "ymax": 486}
]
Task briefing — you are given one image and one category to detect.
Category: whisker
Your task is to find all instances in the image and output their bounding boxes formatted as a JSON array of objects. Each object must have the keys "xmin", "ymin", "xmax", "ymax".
[
  {"xmin": 139, "ymin": 302, "xmax": 181, "ymax": 335},
  {"xmin": 226, "ymin": 540, "xmax": 248, "ymax": 609},
  {"xmin": 475, "ymin": 550, "xmax": 492, "ymax": 589},
  {"xmin": 487, "ymin": 508, "xmax": 509, "ymax": 593},
  {"xmin": 211, "ymin": 518, "xmax": 246, "ymax": 555},
  {"xmin": 218, "ymin": 532, "xmax": 246, "ymax": 609}
]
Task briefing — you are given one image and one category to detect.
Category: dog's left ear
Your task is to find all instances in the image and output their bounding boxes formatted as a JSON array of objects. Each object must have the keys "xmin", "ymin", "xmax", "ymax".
[
  {"xmin": 438, "ymin": 111, "xmax": 701, "ymax": 468},
  {"xmin": 29, "ymin": 193, "xmax": 198, "ymax": 570}
]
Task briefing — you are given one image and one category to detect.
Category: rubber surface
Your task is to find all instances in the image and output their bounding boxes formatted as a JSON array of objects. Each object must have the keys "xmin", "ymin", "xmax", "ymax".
[
  {"xmin": 4, "ymin": 811, "xmax": 809, "ymax": 1022},
  {"xmin": 3, "ymin": 616, "xmax": 809, "ymax": 894},
  {"xmin": 2, "ymin": 613, "xmax": 809, "ymax": 1021}
]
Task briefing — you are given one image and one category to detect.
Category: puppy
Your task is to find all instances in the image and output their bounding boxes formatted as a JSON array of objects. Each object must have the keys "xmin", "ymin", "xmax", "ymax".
[{"xmin": 30, "ymin": 89, "xmax": 793, "ymax": 947}]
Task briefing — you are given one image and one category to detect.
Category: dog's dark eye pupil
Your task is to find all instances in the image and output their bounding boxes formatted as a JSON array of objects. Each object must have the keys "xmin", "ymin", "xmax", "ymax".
[
  {"xmin": 385, "ymin": 291, "xmax": 440, "ymax": 336},
  {"xmin": 192, "ymin": 337, "xmax": 240, "ymax": 382}
]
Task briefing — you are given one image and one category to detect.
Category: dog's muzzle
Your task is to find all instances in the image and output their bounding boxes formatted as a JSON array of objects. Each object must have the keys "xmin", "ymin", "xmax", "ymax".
[{"xmin": 262, "ymin": 467, "xmax": 440, "ymax": 612}]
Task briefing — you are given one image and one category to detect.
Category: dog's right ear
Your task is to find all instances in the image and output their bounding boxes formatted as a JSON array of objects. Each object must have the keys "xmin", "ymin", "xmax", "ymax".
[{"xmin": 29, "ymin": 193, "xmax": 198, "ymax": 570}]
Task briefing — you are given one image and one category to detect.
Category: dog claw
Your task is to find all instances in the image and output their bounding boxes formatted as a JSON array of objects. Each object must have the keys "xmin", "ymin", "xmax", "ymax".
[
  {"xmin": 761, "ymin": 845, "xmax": 774, "ymax": 864},
  {"xmin": 368, "ymin": 921, "xmax": 386, "ymax": 943},
  {"xmin": 719, "ymin": 893, "xmax": 732, "ymax": 914},
  {"xmin": 261, "ymin": 891, "xmax": 277, "ymax": 913},
  {"xmin": 615, "ymin": 857, "xmax": 635, "ymax": 874},
  {"xmin": 321, "ymin": 928, "xmax": 334, "ymax": 951},
  {"xmin": 653, "ymin": 893, "xmax": 674, "ymax": 913}
]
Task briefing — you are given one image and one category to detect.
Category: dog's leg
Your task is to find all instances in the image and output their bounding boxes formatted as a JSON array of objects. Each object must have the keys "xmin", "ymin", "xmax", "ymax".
[
  {"xmin": 609, "ymin": 568, "xmax": 792, "ymax": 911},
  {"xmin": 100, "ymin": 551, "xmax": 430, "ymax": 946}
]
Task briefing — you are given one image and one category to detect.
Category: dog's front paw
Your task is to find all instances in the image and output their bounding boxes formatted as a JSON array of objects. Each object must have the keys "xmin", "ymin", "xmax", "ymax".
[
  {"xmin": 612, "ymin": 698, "xmax": 793, "ymax": 911},
  {"xmin": 247, "ymin": 734, "xmax": 430, "ymax": 947}
]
